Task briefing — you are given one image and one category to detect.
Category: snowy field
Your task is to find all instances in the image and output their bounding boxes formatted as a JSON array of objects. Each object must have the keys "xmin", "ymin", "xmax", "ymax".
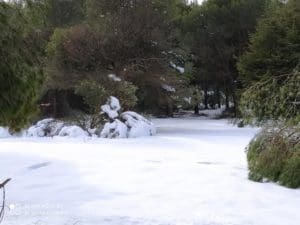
[{"xmin": 0, "ymin": 117, "xmax": 299, "ymax": 225}]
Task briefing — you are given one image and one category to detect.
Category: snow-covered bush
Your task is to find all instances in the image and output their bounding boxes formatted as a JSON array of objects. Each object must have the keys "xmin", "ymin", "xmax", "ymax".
[
  {"xmin": 100, "ymin": 119, "xmax": 128, "ymax": 138},
  {"xmin": 100, "ymin": 96, "xmax": 156, "ymax": 138},
  {"xmin": 247, "ymin": 126, "xmax": 300, "ymax": 188},
  {"xmin": 121, "ymin": 111, "xmax": 156, "ymax": 138},
  {"xmin": 26, "ymin": 119, "xmax": 64, "ymax": 137},
  {"xmin": 101, "ymin": 96, "xmax": 121, "ymax": 120},
  {"xmin": 22, "ymin": 97, "xmax": 155, "ymax": 139},
  {"xmin": 58, "ymin": 125, "xmax": 88, "ymax": 138},
  {"xmin": 26, "ymin": 118, "xmax": 88, "ymax": 138}
]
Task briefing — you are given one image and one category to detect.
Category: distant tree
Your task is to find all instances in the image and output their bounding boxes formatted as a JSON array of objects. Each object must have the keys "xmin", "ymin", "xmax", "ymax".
[{"xmin": 182, "ymin": 0, "xmax": 268, "ymax": 113}]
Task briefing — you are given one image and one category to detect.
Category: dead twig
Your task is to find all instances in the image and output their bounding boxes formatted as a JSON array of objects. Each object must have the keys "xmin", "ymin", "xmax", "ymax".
[{"xmin": 0, "ymin": 178, "xmax": 11, "ymax": 224}]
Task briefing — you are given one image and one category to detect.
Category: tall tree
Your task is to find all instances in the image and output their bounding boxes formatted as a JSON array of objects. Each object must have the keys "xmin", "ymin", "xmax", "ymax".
[{"xmin": 238, "ymin": 0, "xmax": 300, "ymax": 124}]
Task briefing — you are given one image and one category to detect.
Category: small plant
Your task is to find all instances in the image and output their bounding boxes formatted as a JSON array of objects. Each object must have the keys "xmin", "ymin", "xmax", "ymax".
[{"xmin": 279, "ymin": 150, "xmax": 300, "ymax": 188}]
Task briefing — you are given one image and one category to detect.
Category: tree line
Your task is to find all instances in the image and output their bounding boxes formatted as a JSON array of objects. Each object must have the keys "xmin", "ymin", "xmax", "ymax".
[{"xmin": 0, "ymin": 0, "xmax": 299, "ymax": 131}]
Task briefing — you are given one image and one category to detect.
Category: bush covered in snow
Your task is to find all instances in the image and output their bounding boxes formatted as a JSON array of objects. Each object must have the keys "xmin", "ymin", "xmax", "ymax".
[
  {"xmin": 121, "ymin": 111, "xmax": 156, "ymax": 138},
  {"xmin": 100, "ymin": 96, "xmax": 156, "ymax": 138},
  {"xmin": 26, "ymin": 119, "xmax": 64, "ymax": 137},
  {"xmin": 26, "ymin": 118, "xmax": 88, "ymax": 138},
  {"xmin": 3, "ymin": 97, "xmax": 155, "ymax": 139},
  {"xmin": 247, "ymin": 126, "xmax": 300, "ymax": 188}
]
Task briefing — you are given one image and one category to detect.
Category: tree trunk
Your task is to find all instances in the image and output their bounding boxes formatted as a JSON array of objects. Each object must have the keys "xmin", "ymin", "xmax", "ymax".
[
  {"xmin": 204, "ymin": 89, "xmax": 209, "ymax": 109},
  {"xmin": 216, "ymin": 88, "xmax": 221, "ymax": 108},
  {"xmin": 194, "ymin": 104, "xmax": 199, "ymax": 115},
  {"xmin": 225, "ymin": 93, "xmax": 229, "ymax": 109}
]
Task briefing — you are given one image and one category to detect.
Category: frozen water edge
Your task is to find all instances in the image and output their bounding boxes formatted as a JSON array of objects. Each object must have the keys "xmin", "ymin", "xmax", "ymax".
[{"xmin": 0, "ymin": 118, "xmax": 299, "ymax": 225}]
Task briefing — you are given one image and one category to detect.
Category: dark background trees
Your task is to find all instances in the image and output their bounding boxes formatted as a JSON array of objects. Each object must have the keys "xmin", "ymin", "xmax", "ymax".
[
  {"xmin": 0, "ymin": 0, "xmax": 299, "ymax": 131},
  {"xmin": 238, "ymin": 0, "xmax": 300, "ymax": 124},
  {"xmin": 181, "ymin": 0, "xmax": 268, "ymax": 114}
]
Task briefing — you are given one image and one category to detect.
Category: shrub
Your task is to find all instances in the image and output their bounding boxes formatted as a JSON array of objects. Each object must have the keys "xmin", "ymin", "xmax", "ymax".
[
  {"xmin": 247, "ymin": 126, "xmax": 300, "ymax": 188},
  {"xmin": 279, "ymin": 150, "xmax": 300, "ymax": 188}
]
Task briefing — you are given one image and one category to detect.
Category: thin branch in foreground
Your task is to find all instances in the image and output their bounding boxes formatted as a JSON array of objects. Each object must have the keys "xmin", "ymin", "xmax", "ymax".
[{"xmin": 0, "ymin": 178, "xmax": 11, "ymax": 224}]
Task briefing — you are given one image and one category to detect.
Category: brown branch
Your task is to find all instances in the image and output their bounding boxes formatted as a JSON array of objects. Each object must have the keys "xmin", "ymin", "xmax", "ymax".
[{"xmin": 0, "ymin": 179, "xmax": 11, "ymax": 189}]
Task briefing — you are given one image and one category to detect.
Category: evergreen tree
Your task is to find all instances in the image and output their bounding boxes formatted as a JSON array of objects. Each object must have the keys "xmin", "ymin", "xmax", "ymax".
[
  {"xmin": 0, "ymin": 2, "xmax": 42, "ymax": 131},
  {"xmin": 238, "ymin": 0, "xmax": 300, "ymax": 124},
  {"xmin": 182, "ymin": 0, "xmax": 268, "ymax": 112}
]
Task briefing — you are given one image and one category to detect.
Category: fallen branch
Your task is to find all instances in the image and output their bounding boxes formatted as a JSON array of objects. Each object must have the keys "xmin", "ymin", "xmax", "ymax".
[
  {"xmin": 0, "ymin": 178, "xmax": 11, "ymax": 224},
  {"xmin": 0, "ymin": 179, "xmax": 11, "ymax": 189}
]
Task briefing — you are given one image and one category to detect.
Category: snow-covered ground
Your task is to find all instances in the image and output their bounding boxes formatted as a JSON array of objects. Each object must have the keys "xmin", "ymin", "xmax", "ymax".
[{"xmin": 0, "ymin": 117, "xmax": 299, "ymax": 225}]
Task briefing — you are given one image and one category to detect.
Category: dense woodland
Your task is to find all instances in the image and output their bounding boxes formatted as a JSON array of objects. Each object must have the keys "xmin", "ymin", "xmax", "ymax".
[
  {"xmin": 1, "ymin": 0, "xmax": 298, "ymax": 128},
  {"xmin": 0, "ymin": 0, "xmax": 299, "ymax": 186}
]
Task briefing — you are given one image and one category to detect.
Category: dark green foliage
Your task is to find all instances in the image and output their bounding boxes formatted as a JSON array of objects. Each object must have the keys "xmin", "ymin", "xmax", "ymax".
[
  {"xmin": 240, "ymin": 70, "xmax": 300, "ymax": 125},
  {"xmin": 44, "ymin": 0, "xmax": 188, "ymax": 117},
  {"xmin": 75, "ymin": 79, "xmax": 137, "ymax": 113},
  {"xmin": 279, "ymin": 150, "xmax": 300, "ymax": 188},
  {"xmin": 26, "ymin": 0, "xmax": 85, "ymax": 28},
  {"xmin": 75, "ymin": 81, "xmax": 108, "ymax": 113},
  {"xmin": 247, "ymin": 126, "xmax": 300, "ymax": 188},
  {"xmin": 182, "ymin": 0, "xmax": 268, "ymax": 110},
  {"xmin": 238, "ymin": 0, "xmax": 300, "ymax": 125},
  {"xmin": 0, "ymin": 2, "xmax": 42, "ymax": 131},
  {"xmin": 238, "ymin": 0, "xmax": 300, "ymax": 84}
]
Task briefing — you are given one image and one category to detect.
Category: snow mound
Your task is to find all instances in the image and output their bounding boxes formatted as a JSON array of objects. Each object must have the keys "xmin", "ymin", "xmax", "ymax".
[
  {"xmin": 121, "ymin": 111, "xmax": 156, "ymax": 138},
  {"xmin": 26, "ymin": 119, "xmax": 64, "ymax": 137},
  {"xmin": 0, "ymin": 127, "xmax": 11, "ymax": 138},
  {"xmin": 101, "ymin": 97, "xmax": 156, "ymax": 138},
  {"xmin": 58, "ymin": 125, "xmax": 88, "ymax": 138},
  {"xmin": 101, "ymin": 96, "xmax": 121, "ymax": 119},
  {"xmin": 26, "ymin": 119, "xmax": 88, "ymax": 138}
]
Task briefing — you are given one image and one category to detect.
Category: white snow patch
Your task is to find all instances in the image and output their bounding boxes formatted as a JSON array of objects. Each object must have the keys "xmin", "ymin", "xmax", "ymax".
[
  {"xmin": 108, "ymin": 74, "xmax": 122, "ymax": 82},
  {"xmin": 162, "ymin": 84, "xmax": 176, "ymax": 93},
  {"xmin": 26, "ymin": 118, "xmax": 64, "ymax": 137},
  {"xmin": 1, "ymin": 118, "xmax": 299, "ymax": 225},
  {"xmin": 100, "ymin": 119, "xmax": 128, "ymax": 138},
  {"xmin": 58, "ymin": 125, "xmax": 88, "ymax": 138},
  {"xmin": 101, "ymin": 96, "xmax": 121, "ymax": 119},
  {"xmin": 121, "ymin": 111, "xmax": 156, "ymax": 138},
  {"xmin": 184, "ymin": 97, "xmax": 192, "ymax": 104},
  {"xmin": 170, "ymin": 61, "xmax": 185, "ymax": 74}
]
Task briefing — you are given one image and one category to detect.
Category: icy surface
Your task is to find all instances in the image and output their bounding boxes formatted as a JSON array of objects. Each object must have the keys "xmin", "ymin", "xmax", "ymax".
[{"xmin": 0, "ymin": 118, "xmax": 300, "ymax": 225}]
